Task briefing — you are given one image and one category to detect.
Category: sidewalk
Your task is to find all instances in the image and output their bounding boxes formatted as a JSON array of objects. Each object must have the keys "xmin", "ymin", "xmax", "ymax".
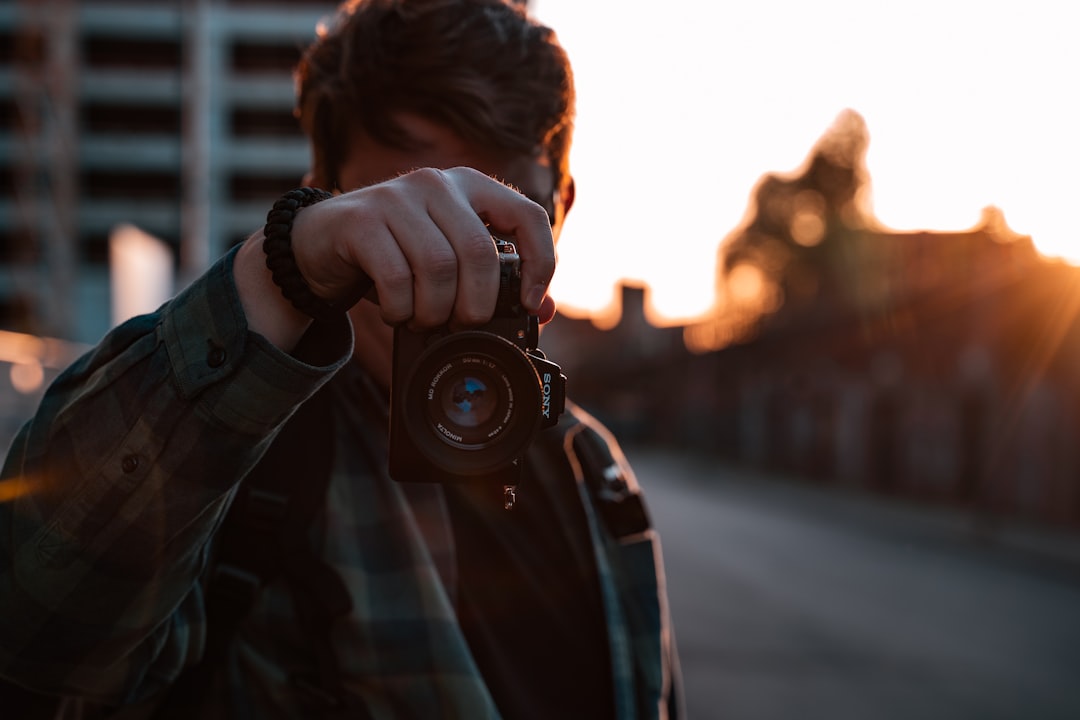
[{"xmin": 630, "ymin": 444, "xmax": 1080, "ymax": 720}]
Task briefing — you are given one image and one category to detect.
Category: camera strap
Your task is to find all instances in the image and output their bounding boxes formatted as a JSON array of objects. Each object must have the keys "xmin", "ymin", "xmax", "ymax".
[{"xmin": 551, "ymin": 408, "xmax": 682, "ymax": 719}]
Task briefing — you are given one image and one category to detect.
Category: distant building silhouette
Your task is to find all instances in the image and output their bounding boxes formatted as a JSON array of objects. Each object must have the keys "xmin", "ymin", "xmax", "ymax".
[{"xmin": 542, "ymin": 284, "xmax": 685, "ymax": 442}]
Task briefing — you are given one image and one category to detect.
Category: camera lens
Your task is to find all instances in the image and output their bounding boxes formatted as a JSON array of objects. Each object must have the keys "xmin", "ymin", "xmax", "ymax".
[
  {"xmin": 402, "ymin": 331, "xmax": 543, "ymax": 476},
  {"xmin": 442, "ymin": 375, "xmax": 496, "ymax": 429},
  {"xmin": 426, "ymin": 357, "xmax": 513, "ymax": 448}
]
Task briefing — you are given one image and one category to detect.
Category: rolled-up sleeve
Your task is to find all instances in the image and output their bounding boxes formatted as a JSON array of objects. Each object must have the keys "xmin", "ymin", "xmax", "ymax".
[{"xmin": 0, "ymin": 246, "xmax": 352, "ymax": 703}]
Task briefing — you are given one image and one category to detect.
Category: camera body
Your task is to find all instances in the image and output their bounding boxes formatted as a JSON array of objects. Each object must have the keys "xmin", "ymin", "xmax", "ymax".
[{"xmin": 388, "ymin": 239, "xmax": 566, "ymax": 487}]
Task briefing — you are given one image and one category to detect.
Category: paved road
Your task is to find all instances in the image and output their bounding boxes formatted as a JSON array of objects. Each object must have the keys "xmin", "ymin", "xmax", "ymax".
[{"xmin": 628, "ymin": 446, "xmax": 1080, "ymax": 720}]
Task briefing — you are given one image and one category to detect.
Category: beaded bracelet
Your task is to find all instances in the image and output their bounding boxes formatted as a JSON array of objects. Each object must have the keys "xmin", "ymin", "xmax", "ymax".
[{"xmin": 262, "ymin": 187, "xmax": 339, "ymax": 323}]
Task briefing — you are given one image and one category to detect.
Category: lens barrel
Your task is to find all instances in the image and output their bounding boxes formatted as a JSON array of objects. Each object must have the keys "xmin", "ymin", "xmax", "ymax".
[{"xmin": 400, "ymin": 330, "xmax": 544, "ymax": 477}]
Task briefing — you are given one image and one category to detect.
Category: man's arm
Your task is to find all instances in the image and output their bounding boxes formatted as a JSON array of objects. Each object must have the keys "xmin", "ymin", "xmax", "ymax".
[{"xmin": 0, "ymin": 248, "xmax": 352, "ymax": 703}]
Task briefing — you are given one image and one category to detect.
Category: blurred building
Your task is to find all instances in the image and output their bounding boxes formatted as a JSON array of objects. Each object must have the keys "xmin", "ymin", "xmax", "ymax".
[
  {"xmin": 0, "ymin": 0, "xmax": 337, "ymax": 452},
  {"xmin": 684, "ymin": 112, "xmax": 1080, "ymax": 529},
  {"xmin": 0, "ymin": 0, "xmax": 337, "ymax": 345},
  {"xmin": 542, "ymin": 284, "xmax": 687, "ymax": 442}
]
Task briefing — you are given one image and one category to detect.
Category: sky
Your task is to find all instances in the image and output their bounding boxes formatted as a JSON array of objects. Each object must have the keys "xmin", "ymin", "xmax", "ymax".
[{"xmin": 530, "ymin": 0, "xmax": 1080, "ymax": 326}]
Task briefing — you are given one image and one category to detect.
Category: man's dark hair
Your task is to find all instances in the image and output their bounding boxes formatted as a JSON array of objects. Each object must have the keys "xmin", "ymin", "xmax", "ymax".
[{"xmin": 295, "ymin": 0, "xmax": 576, "ymax": 192}]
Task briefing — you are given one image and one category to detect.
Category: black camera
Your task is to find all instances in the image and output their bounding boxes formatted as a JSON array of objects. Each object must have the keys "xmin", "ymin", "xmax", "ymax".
[{"xmin": 388, "ymin": 238, "xmax": 566, "ymax": 490}]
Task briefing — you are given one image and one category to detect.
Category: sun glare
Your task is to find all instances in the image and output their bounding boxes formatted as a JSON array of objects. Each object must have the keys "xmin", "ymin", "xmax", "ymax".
[{"xmin": 532, "ymin": 0, "xmax": 1080, "ymax": 325}]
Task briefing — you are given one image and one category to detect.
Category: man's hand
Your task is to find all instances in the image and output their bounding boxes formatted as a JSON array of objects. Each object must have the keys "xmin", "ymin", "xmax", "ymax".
[{"xmin": 234, "ymin": 167, "xmax": 556, "ymax": 351}]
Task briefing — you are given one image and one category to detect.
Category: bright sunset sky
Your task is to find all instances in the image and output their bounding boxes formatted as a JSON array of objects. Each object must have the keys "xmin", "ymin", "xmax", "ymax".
[{"xmin": 531, "ymin": 0, "xmax": 1080, "ymax": 326}]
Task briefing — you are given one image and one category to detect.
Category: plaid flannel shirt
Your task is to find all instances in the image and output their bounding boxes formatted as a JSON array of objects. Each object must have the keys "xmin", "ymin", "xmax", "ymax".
[{"xmin": 0, "ymin": 248, "xmax": 681, "ymax": 719}]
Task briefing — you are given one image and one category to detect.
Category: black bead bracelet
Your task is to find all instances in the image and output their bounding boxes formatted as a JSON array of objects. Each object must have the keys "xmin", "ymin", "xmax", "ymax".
[{"xmin": 262, "ymin": 187, "xmax": 338, "ymax": 323}]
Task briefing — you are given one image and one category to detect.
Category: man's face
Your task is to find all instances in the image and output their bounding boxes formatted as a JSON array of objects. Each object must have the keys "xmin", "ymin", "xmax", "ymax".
[{"xmin": 335, "ymin": 112, "xmax": 570, "ymax": 239}]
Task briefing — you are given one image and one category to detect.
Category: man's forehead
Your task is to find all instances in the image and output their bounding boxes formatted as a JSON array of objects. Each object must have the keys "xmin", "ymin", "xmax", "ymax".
[
  {"xmin": 340, "ymin": 113, "xmax": 556, "ymax": 206},
  {"xmin": 391, "ymin": 112, "xmax": 551, "ymax": 177}
]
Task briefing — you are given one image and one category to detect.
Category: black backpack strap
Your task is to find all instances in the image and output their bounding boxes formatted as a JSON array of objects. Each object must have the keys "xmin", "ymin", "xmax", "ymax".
[
  {"xmin": 564, "ymin": 414, "xmax": 652, "ymax": 540},
  {"xmin": 558, "ymin": 408, "xmax": 684, "ymax": 719},
  {"xmin": 272, "ymin": 392, "xmax": 356, "ymax": 718},
  {"xmin": 0, "ymin": 681, "xmax": 85, "ymax": 719},
  {"xmin": 159, "ymin": 381, "xmax": 354, "ymax": 718}
]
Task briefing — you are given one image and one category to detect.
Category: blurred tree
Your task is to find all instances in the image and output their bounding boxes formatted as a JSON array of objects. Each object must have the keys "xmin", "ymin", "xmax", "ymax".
[{"xmin": 701, "ymin": 110, "xmax": 873, "ymax": 348}]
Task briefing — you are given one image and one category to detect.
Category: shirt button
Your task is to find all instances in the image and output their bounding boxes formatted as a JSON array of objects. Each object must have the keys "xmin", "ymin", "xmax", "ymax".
[
  {"xmin": 207, "ymin": 343, "xmax": 227, "ymax": 368},
  {"xmin": 121, "ymin": 454, "xmax": 140, "ymax": 474}
]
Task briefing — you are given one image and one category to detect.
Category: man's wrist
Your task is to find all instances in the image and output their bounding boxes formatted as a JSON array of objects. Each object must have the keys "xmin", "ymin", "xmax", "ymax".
[
  {"xmin": 234, "ymin": 231, "xmax": 313, "ymax": 352},
  {"xmin": 262, "ymin": 187, "xmax": 343, "ymax": 323}
]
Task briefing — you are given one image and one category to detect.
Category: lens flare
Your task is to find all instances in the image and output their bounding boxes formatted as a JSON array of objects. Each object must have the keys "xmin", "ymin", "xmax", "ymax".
[
  {"xmin": 0, "ymin": 476, "xmax": 37, "ymax": 503},
  {"xmin": 10, "ymin": 360, "xmax": 45, "ymax": 394}
]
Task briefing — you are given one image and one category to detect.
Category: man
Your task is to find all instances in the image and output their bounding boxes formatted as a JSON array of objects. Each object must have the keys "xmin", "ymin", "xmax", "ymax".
[{"xmin": 0, "ymin": 1, "xmax": 682, "ymax": 717}]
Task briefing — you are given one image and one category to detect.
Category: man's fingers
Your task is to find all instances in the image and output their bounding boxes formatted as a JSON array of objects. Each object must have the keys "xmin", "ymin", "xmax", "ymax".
[
  {"xmin": 391, "ymin": 223, "xmax": 461, "ymax": 328},
  {"xmin": 294, "ymin": 167, "xmax": 556, "ymax": 329},
  {"xmin": 333, "ymin": 218, "xmax": 415, "ymax": 325},
  {"xmin": 446, "ymin": 230, "xmax": 502, "ymax": 327},
  {"xmin": 445, "ymin": 167, "xmax": 557, "ymax": 314},
  {"xmin": 418, "ymin": 171, "xmax": 505, "ymax": 326},
  {"xmin": 537, "ymin": 294, "xmax": 557, "ymax": 325}
]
